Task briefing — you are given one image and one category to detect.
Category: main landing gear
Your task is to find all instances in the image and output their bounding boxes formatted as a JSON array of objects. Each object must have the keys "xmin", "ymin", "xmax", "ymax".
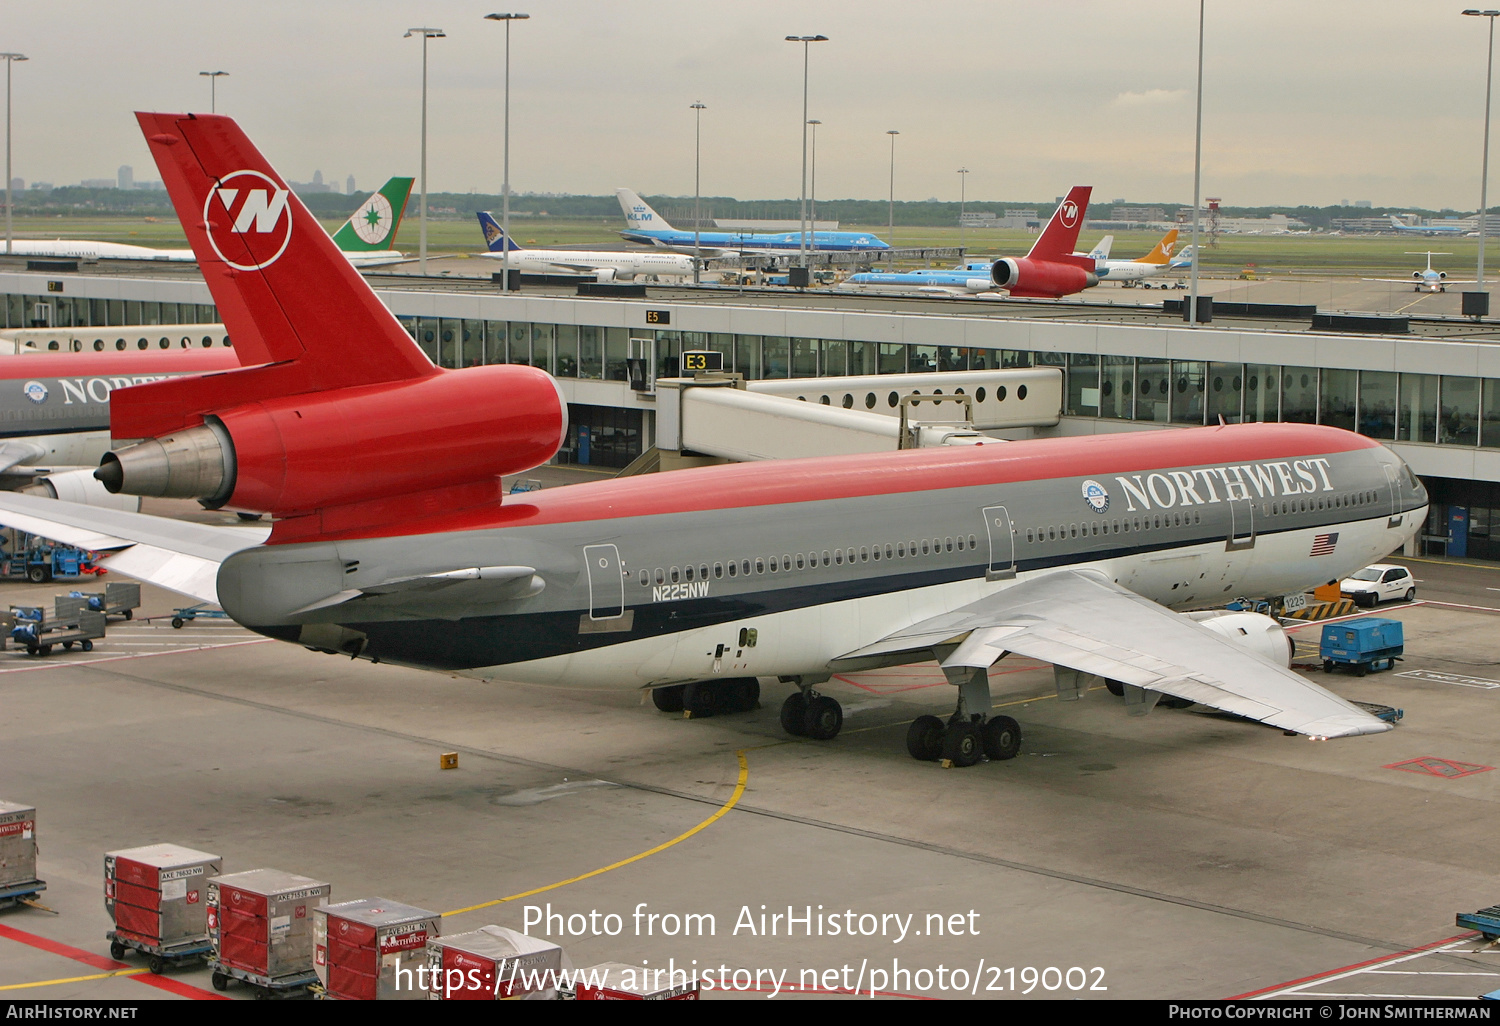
[
  {"xmin": 904, "ymin": 663, "xmax": 1022, "ymax": 767},
  {"xmin": 779, "ymin": 687, "xmax": 844, "ymax": 741},
  {"xmin": 651, "ymin": 678, "xmax": 760, "ymax": 718}
]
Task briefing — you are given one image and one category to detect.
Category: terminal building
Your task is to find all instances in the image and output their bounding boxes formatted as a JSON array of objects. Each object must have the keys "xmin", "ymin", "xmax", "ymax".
[{"xmin": 3, "ymin": 268, "xmax": 1499, "ymax": 561}]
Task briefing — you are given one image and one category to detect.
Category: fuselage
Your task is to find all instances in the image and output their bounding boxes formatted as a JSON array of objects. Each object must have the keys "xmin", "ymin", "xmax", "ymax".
[
  {"xmin": 621, "ymin": 227, "xmax": 890, "ymax": 254},
  {"xmin": 479, "ymin": 247, "xmax": 695, "ymax": 277},
  {"xmin": 225, "ymin": 424, "xmax": 1427, "ymax": 693},
  {"xmin": 1, "ymin": 239, "xmax": 194, "ymax": 261}
]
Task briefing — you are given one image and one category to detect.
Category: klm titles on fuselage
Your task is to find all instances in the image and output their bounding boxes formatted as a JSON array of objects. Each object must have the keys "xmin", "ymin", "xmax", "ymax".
[
  {"xmin": 21, "ymin": 375, "xmax": 172, "ymax": 406},
  {"xmin": 1097, "ymin": 458, "xmax": 1338, "ymax": 514}
]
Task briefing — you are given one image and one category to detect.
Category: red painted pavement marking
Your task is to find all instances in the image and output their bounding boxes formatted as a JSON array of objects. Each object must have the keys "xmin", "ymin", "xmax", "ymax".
[
  {"xmin": 0, "ymin": 923, "xmax": 225, "ymax": 1000},
  {"xmin": 1227, "ymin": 932, "xmax": 1477, "ymax": 1000},
  {"xmin": 1384, "ymin": 756, "xmax": 1494, "ymax": 778}
]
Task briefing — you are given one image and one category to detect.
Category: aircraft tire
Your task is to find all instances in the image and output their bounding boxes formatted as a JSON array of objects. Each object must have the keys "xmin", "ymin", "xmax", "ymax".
[
  {"xmin": 906, "ymin": 716, "xmax": 944, "ymax": 761},
  {"xmin": 1105, "ymin": 679, "xmax": 1125, "ymax": 697},
  {"xmin": 683, "ymin": 683, "xmax": 720, "ymax": 718},
  {"xmin": 803, "ymin": 696, "xmax": 843, "ymax": 741},
  {"xmin": 941, "ymin": 722, "xmax": 982, "ymax": 767},
  {"xmin": 1161, "ymin": 696, "xmax": 1195, "ymax": 709},
  {"xmin": 982, "ymin": 716, "xmax": 1021, "ymax": 761},
  {"xmin": 780, "ymin": 693, "xmax": 809, "ymax": 736},
  {"xmin": 651, "ymin": 685, "xmax": 685, "ymax": 713},
  {"xmin": 726, "ymin": 677, "xmax": 760, "ymax": 713}
]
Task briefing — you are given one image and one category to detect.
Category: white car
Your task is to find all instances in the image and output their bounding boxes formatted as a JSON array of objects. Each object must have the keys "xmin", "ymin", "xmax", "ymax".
[{"xmin": 1340, "ymin": 564, "xmax": 1416, "ymax": 607}]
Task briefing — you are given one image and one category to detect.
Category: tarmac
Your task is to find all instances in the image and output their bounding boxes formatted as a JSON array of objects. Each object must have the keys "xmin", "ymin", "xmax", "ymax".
[{"xmin": 1, "ymin": 509, "xmax": 1498, "ymax": 1000}]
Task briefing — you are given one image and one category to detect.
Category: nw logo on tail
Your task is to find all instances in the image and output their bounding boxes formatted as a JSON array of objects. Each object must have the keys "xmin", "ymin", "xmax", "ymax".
[
  {"xmin": 204, "ymin": 169, "xmax": 292, "ymax": 271},
  {"xmin": 1059, "ymin": 200, "xmax": 1079, "ymax": 229}
]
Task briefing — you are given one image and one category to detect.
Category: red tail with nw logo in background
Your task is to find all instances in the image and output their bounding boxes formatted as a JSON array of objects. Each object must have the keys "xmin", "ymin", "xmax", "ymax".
[
  {"xmin": 1026, "ymin": 185, "xmax": 1093, "ymax": 264},
  {"xmin": 96, "ymin": 114, "xmax": 567, "ymax": 542},
  {"xmin": 987, "ymin": 185, "xmax": 1097, "ymax": 299}
]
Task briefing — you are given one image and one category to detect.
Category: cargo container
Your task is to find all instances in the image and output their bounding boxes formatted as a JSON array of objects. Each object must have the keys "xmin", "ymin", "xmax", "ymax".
[
  {"xmin": 0, "ymin": 800, "xmax": 43, "ymax": 908},
  {"xmin": 574, "ymin": 962, "xmax": 701, "ymax": 1000},
  {"xmin": 1320, "ymin": 617, "xmax": 1405, "ymax": 675},
  {"xmin": 104, "ymin": 844, "xmax": 220, "ymax": 967},
  {"xmin": 425, "ymin": 926, "xmax": 567, "ymax": 1000},
  {"xmin": 314, "ymin": 898, "xmax": 439, "ymax": 1000},
  {"xmin": 207, "ymin": 869, "xmax": 330, "ymax": 993}
]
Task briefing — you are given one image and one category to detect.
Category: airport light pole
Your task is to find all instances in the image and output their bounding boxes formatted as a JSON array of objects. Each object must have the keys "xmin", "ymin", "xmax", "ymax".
[
  {"xmin": 887, "ymin": 129, "xmax": 899, "ymax": 264},
  {"xmin": 691, "ymin": 101, "xmax": 706, "ymax": 285},
  {"xmin": 957, "ymin": 166, "xmax": 969, "ymax": 254},
  {"xmin": 485, "ymin": 13, "xmax": 528, "ymax": 293},
  {"xmin": 198, "ymin": 71, "xmax": 228, "ymax": 114},
  {"xmin": 786, "ymin": 35, "xmax": 827, "ymax": 272},
  {"xmin": 1188, "ymin": 0, "xmax": 1205, "ymax": 327},
  {"xmin": 2, "ymin": 52, "xmax": 24, "ymax": 257},
  {"xmin": 1465, "ymin": 9, "xmax": 1500, "ymax": 303},
  {"xmin": 405, "ymin": 27, "xmax": 446, "ymax": 276},
  {"xmin": 807, "ymin": 119, "xmax": 820, "ymax": 258}
]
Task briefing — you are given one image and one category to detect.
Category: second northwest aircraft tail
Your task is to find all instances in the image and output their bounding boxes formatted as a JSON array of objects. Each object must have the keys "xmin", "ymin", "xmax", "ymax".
[
  {"xmin": 1027, "ymin": 186, "xmax": 1093, "ymax": 264},
  {"xmin": 330, "ymin": 177, "xmax": 414, "ymax": 253}
]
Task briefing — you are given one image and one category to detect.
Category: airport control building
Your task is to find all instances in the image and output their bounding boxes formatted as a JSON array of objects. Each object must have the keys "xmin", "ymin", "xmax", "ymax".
[{"xmin": 3, "ymin": 268, "xmax": 1499, "ymax": 561}]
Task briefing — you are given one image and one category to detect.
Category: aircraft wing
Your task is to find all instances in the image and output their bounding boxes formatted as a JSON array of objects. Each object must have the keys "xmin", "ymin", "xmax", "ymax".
[
  {"xmin": 832, "ymin": 569, "xmax": 1389, "ymax": 739},
  {"xmin": 0, "ymin": 441, "xmax": 47, "ymax": 474},
  {"xmin": 0, "ymin": 492, "xmax": 268, "ymax": 605}
]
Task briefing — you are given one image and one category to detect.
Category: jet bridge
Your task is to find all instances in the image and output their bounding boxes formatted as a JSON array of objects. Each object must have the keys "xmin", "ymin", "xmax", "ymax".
[{"xmin": 653, "ymin": 368, "xmax": 1061, "ymax": 463}]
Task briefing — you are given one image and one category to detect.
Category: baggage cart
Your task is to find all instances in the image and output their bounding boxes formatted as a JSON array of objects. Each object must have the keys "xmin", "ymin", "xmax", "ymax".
[
  {"xmin": 573, "ymin": 962, "xmax": 700, "ymax": 1001},
  {"xmin": 1320, "ymin": 617, "xmax": 1404, "ymax": 676},
  {"xmin": 1458, "ymin": 905, "xmax": 1500, "ymax": 941},
  {"xmin": 0, "ymin": 801, "xmax": 44, "ymax": 910},
  {"xmin": 66, "ymin": 582, "xmax": 140, "ymax": 621},
  {"xmin": 425, "ymin": 926, "xmax": 567, "ymax": 1000},
  {"xmin": 106, "ymin": 929, "xmax": 211, "ymax": 974},
  {"xmin": 105, "ymin": 844, "xmax": 221, "ymax": 971},
  {"xmin": 207, "ymin": 868, "xmax": 330, "ymax": 997},
  {"xmin": 9, "ymin": 597, "xmax": 106, "ymax": 656},
  {"xmin": 314, "ymin": 898, "xmax": 439, "ymax": 1000}
]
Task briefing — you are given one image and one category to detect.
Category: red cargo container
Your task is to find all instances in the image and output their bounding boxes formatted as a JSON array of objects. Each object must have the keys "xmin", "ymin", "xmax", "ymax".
[
  {"xmin": 104, "ymin": 844, "xmax": 220, "ymax": 948},
  {"xmin": 574, "ymin": 962, "xmax": 701, "ymax": 1000},
  {"xmin": 424, "ymin": 926, "xmax": 567, "ymax": 1000},
  {"xmin": 313, "ymin": 898, "xmax": 439, "ymax": 1001},
  {"xmin": 207, "ymin": 869, "xmax": 330, "ymax": 980}
]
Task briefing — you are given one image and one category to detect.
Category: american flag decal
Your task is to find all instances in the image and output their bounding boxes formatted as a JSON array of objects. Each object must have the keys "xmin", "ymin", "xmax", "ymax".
[{"xmin": 1310, "ymin": 532, "xmax": 1339, "ymax": 556}]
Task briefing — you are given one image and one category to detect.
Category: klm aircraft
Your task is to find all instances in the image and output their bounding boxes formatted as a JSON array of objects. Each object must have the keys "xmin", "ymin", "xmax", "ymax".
[{"xmin": 616, "ymin": 189, "xmax": 890, "ymax": 256}]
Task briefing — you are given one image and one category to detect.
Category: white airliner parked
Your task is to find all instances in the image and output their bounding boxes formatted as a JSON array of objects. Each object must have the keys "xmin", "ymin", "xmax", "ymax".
[
  {"xmin": 477, "ymin": 213, "xmax": 694, "ymax": 282},
  {"xmin": 1095, "ymin": 230, "xmax": 1180, "ymax": 285}
]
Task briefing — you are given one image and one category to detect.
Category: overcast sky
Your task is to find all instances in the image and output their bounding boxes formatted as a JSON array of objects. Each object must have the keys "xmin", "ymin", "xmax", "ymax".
[{"xmin": 3, "ymin": 1, "xmax": 1492, "ymax": 210}]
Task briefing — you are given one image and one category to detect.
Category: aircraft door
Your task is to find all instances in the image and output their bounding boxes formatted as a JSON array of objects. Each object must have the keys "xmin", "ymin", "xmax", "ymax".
[
  {"xmin": 1383, "ymin": 463, "xmax": 1403, "ymax": 528},
  {"xmin": 1226, "ymin": 499, "xmax": 1254, "ymax": 551},
  {"xmin": 983, "ymin": 505, "xmax": 1016, "ymax": 580},
  {"xmin": 583, "ymin": 544, "xmax": 624, "ymax": 619}
]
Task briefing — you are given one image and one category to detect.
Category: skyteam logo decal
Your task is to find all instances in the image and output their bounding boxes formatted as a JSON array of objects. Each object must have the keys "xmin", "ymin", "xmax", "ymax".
[
  {"xmin": 350, "ymin": 192, "xmax": 394, "ymax": 245},
  {"xmin": 1059, "ymin": 199, "xmax": 1079, "ymax": 229},
  {"xmin": 203, "ymin": 169, "xmax": 293, "ymax": 272},
  {"xmin": 22, "ymin": 380, "xmax": 47, "ymax": 404},
  {"xmin": 1081, "ymin": 479, "xmax": 1110, "ymax": 513}
]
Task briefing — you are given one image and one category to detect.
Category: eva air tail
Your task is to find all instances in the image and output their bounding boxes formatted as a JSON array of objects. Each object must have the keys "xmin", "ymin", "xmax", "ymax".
[{"xmin": 331, "ymin": 177, "xmax": 415, "ymax": 253}]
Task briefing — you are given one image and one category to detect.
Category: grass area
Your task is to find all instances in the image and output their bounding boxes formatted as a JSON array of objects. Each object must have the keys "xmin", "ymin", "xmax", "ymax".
[{"xmin": 6, "ymin": 215, "xmax": 1484, "ymax": 278}]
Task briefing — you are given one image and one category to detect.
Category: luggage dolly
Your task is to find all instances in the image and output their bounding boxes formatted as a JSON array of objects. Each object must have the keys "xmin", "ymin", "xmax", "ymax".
[
  {"xmin": 169, "ymin": 604, "xmax": 230, "ymax": 629},
  {"xmin": 207, "ymin": 960, "xmax": 318, "ymax": 1000},
  {"xmin": 106, "ymin": 930, "xmax": 210, "ymax": 974},
  {"xmin": 1458, "ymin": 905, "xmax": 1500, "ymax": 942},
  {"xmin": 0, "ymin": 878, "xmax": 46, "ymax": 911}
]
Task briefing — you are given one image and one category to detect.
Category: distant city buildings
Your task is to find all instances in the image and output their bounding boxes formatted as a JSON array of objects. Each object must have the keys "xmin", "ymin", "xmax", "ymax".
[{"xmin": 117, "ymin": 165, "xmax": 132, "ymax": 190}]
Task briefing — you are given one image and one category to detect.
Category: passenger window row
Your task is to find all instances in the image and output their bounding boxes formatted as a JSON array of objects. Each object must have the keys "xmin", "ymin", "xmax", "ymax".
[
  {"xmin": 635, "ymin": 533, "xmax": 983, "ymax": 587},
  {"xmin": 1024, "ymin": 509, "xmax": 1204, "ymax": 544},
  {"xmin": 1261, "ymin": 490, "xmax": 1377, "ymax": 517}
]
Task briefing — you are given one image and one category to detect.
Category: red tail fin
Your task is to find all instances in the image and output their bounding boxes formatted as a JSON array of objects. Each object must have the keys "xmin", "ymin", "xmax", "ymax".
[
  {"xmin": 1026, "ymin": 186, "xmax": 1092, "ymax": 262},
  {"xmin": 136, "ymin": 112, "xmax": 432, "ymax": 392}
]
